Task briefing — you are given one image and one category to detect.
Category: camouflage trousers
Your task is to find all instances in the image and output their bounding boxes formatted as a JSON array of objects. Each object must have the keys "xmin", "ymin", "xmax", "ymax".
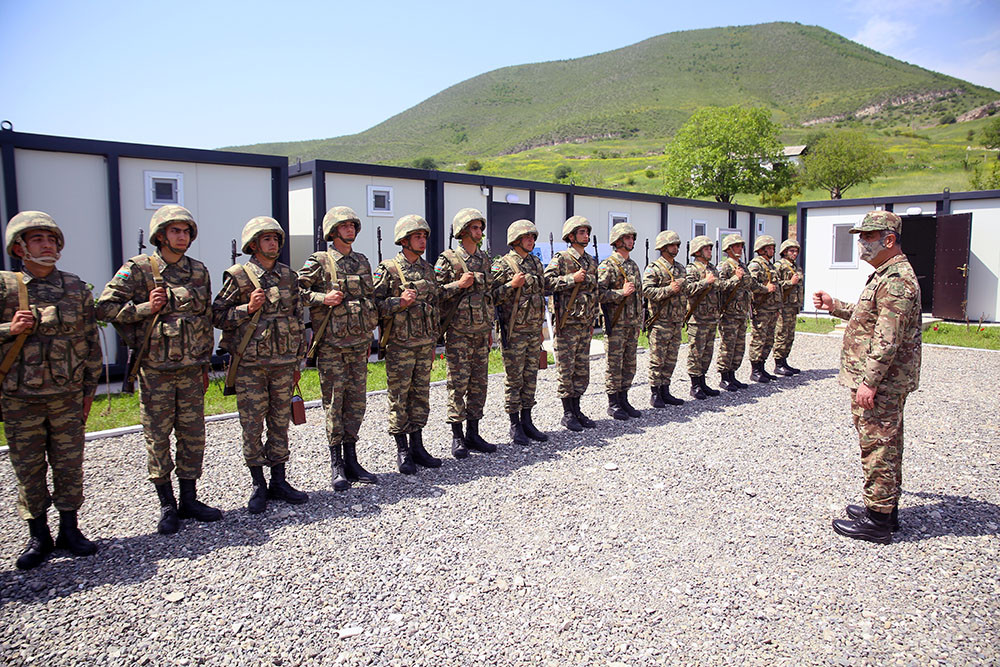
[
  {"xmin": 317, "ymin": 343, "xmax": 369, "ymax": 444},
  {"xmin": 2, "ymin": 392, "xmax": 85, "ymax": 520},
  {"xmin": 385, "ymin": 342, "xmax": 434, "ymax": 435},
  {"xmin": 773, "ymin": 307, "xmax": 799, "ymax": 360},
  {"xmin": 647, "ymin": 321, "xmax": 682, "ymax": 386},
  {"xmin": 139, "ymin": 365, "xmax": 206, "ymax": 484},
  {"xmin": 851, "ymin": 390, "xmax": 907, "ymax": 513},
  {"xmin": 716, "ymin": 313, "xmax": 748, "ymax": 373},
  {"xmin": 604, "ymin": 323, "xmax": 639, "ymax": 394},
  {"xmin": 685, "ymin": 319, "xmax": 717, "ymax": 377},
  {"xmin": 444, "ymin": 329, "xmax": 490, "ymax": 423},
  {"xmin": 554, "ymin": 323, "xmax": 591, "ymax": 398},
  {"xmin": 749, "ymin": 309, "xmax": 778, "ymax": 363},
  {"xmin": 235, "ymin": 362, "xmax": 295, "ymax": 467},
  {"xmin": 501, "ymin": 328, "xmax": 541, "ymax": 413}
]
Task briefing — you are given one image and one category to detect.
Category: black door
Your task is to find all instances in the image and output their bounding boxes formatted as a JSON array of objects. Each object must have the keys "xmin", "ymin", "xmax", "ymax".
[
  {"xmin": 487, "ymin": 201, "xmax": 531, "ymax": 260},
  {"xmin": 932, "ymin": 213, "xmax": 972, "ymax": 320}
]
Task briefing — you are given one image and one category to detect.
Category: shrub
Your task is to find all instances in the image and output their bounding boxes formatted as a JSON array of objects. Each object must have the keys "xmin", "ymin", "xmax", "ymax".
[
  {"xmin": 553, "ymin": 164, "xmax": 572, "ymax": 180},
  {"xmin": 466, "ymin": 159, "xmax": 482, "ymax": 172}
]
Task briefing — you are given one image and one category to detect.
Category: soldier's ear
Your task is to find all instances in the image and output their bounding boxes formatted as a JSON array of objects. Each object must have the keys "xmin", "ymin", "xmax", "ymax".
[{"xmin": 11, "ymin": 243, "xmax": 24, "ymax": 259}]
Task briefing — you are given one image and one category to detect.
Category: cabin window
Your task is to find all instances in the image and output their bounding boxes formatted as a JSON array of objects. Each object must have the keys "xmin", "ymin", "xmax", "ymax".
[
  {"xmin": 831, "ymin": 224, "xmax": 857, "ymax": 268},
  {"xmin": 691, "ymin": 220, "xmax": 707, "ymax": 238},
  {"xmin": 609, "ymin": 212, "xmax": 629, "ymax": 239},
  {"xmin": 367, "ymin": 185, "xmax": 393, "ymax": 217},
  {"xmin": 144, "ymin": 171, "xmax": 183, "ymax": 209}
]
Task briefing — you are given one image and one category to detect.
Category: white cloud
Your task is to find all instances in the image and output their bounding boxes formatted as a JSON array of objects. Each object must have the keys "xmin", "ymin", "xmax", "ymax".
[
  {"xmin": 851, "ymin": 15, "xmax": 918, "ymax": 52},
  {"xmin": 926, "ymin": 49, "xmax": 1000, "ymax": 91}
]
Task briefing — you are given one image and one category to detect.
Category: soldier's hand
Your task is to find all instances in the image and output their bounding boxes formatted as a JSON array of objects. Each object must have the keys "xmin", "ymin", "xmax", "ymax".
[
  {"xmin": 766, "ymin": 282, "xmax": 777, "ymax": 293},
  {"xmin": 323, "ymin": 289, "xmax": 344, "ymax": 306},
  {"xmin": 813, "ymin": 291, "xmax": 834, "ymax": 311},
  {"xmin": 735, "ymin": 267, "xmax": 745, "ymax": 279},
  {"xmin": 149, "ymin": 286, "xmax": 168, "ymax": 314},
  {"xmin": 670, "ymin": 279, "xmax": 682, "ymax": 293},
  {"xmin": 399, "ymin": 288, "xmax": 417, "ymax": 308},
  {"xmin": 457, "ymin": 272, "xmax": 475, "ymax": 289},
  {"xmin": 83, "ymin": 396, "xmax": 93, "ymax": 421},
  {"xmin": 855, "ymin": 382, "xmax": 877, "ymax": 410},
  {"xmin": 248, "ymin": 288, "xmax": 268, "ymax": 313},
  {"xmin": 572, "ymin": 268, "xmax": 586, "ymax": 283},
  {"xmin": 706, "ymin": 272, "xmax": 717, "ymax": 285},
  {"xmin": 511, "ymin": 272, "xmax": 526, "ymax": 288},
  {"xmin": 9, "ymin": 309, "xmax": 35, "ymax": 335},
  {"xmin": 623, "ymin": 281, "xmax": 636, "ymax": 296},
  {"xmin": 791, "ymin": 274, "xmax": 801, "ymax": 285}
]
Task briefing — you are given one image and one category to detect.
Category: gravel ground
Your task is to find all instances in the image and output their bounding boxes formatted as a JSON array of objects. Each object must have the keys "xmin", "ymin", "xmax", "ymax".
[{"xmin": 0, "ymin": 333, "xmax": 997, "ymax": 666}]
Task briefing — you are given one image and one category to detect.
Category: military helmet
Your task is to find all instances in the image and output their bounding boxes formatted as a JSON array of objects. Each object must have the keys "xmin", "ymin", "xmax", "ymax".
[
  {"xmin": 322, "ymin": 206, "xmax": 361, "ymax": 240},
  {"xmin": 561, "ymin": 215, "xmax": 591, "ymax": 242},
  {"xmin": 150, "ymin": 205, "xmax": 197, "ymax": 246},
  {"xmin": 5, "ymin": 211, "xmax": 65, "ymax": 258},
  {"xmin": 721, "ymin": 233, "xmax": 745, "ymax": 252},
  {"xmin": 690, "ymin": 235, "xmax": 713, "ymax": 256},
  {"xmin": 779, "ymin": 239, "xmax": 800, "ymax": 256},
  {"xmin": 452, "ymin": 208, "xmax": 485, "ymax": 239},
  {"xmin": 754, "ymin": 234, "xmax": 776, "ymax": 253},
  {"xmin": 241, "ymin": 216, "xmax": 285, "ymax": 254},
  {"xmin": 850, "ymin": 210, "xmax": 901, "ymax": 235},
  {"xmin": 394, "ymin": 214, "xmax": 431, "ymax": 245},
  {"xmin": 654, "ymin": 230, "xmax": 681, "ymax": 250},
  {"xmin": 507, "ymin": 219, "xmax": 538, "ymax": 246},
  {"xmin": 609, "ymin": 222, "xmax": 638, "ymax": 246}
]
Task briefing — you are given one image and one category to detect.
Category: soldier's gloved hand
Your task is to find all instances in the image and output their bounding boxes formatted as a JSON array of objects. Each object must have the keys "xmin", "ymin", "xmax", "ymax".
[
  {"xmin": 457, "ymin": 272, "xmax": 475, "ymax": 289},
  {"xmin": 248, "ymin": 288, "xmax": 267, "ymax": 313},
  {"xmin": 323, "ymin": 290, "xmax": 344, "ymax": 306},
  {"xmin": 706, "ymin": 272, "xmax": 717, "ymax": 285},
  {"xmin": 511, "ymin": 273, "xmax": 526, "ymax": 289},
  {"xmin": 623, "ymin": 282, "xmax": 636, "ymax": 296},
  {"xmin": 813, "ymin": 291, "xmax": 833, "ymax": 311},
  {"xmin": 791, "ymin": 274, "xmax": 801, "ymax": 285},
  {"xmin": 572, "ymin": 269, "xmax": 586, "ymax": 283},
  {"xmin": 9, "ymin": 309, "xmax": 35, "ymax": 335},
  {"xmin": 399, "ymin": 288, "xmax": 417, "ymax": 308},
  {"xmin": 149, "ymin": 286, "xmax": 168, "ymax": 314},
  {"xmin": 766, "ymin": 282, "xmax": 777, "ymax": 293}
]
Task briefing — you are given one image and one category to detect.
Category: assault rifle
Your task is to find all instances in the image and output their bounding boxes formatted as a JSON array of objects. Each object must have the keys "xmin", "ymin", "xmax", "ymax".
[
  {"xmin": 121, "ymin": 230, "xmax": 146, "ymax": 393},
  {"xmin": 375, "ymin": 227, "xmax": 387, "ymax": 359}
]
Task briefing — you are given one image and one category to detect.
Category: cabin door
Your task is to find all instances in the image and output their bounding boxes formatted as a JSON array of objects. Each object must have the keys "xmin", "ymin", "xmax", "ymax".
[{"xmin": 931, "ymin": 213, "xmax": 972, "ymax": 320}]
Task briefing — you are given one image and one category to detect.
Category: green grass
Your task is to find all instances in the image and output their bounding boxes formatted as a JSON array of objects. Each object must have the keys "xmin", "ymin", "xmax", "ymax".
[
  {"xmin": 794, "ymin": 316, "xmax": 838, "ymax": 334},
  {"xmin": 923, "ymin": 322, "xmax": 1000, "ymax": 350}
]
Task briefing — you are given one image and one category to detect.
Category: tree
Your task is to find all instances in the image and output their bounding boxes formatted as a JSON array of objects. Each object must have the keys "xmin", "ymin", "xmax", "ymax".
[
  {"xmin": 981, "ymin": 117, "xmax": 1000, "ymax": 159},
  {"xmin": 553, "ymin": 164, "xmax": 572, "ymax": 181},
  {"xmin": 466, "ymin": 159, "xmax": 482, "ymax": 172},
  {"xmin": 800, "ymin": 130, "xmax": 890, "ymax": 199},
  {"xmin": 662, "ymin": 106, "xmax": 789, "ymax": 203},
  {"xmin": 412, "ymin": 157, "xmax": 438, "ymax": 170}
]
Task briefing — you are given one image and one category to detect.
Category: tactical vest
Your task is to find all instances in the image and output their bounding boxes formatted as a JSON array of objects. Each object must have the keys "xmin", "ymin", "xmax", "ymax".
[
  {"xmin": 686, "ymin": 261, "xmax": 720, "ymax": 322},
  {"xmin": 382, "ymin": 255, "xmax": 439, "ymax": 347},
  {"xmin": 750, "ymin": 256, "xmax": 782, "ymax": 311},
  {"xmin": 778, "ymin": 258, "xmax": 804, "ymax": 308},
  {"xmin": 645, "ymin": 258, "xmax": 688, "ymax": 325},
  {"xmin": 602, "ymin": 254, "xmax": 642, "ymax": 322},
  {"xmin": 494, "ymin": 252, "xmax": 545, "ymax": 332},
  {"xmin": 718, "ymin": 257, "xmax": 750, "ymax": 316},
  {"xmin": 219, "ymin": 262, "xmax": 302, "ymax": 365},
  {"xmin": 438, "ymin": 248, "xmax": 493, "ymax": 334},
  {"xmin": 548, "ymin": 250, "xmax": 599, "ymax": 324}
]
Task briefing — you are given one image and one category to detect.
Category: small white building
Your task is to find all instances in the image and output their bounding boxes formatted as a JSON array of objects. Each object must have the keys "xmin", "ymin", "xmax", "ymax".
[{"xmin": 796, "ymin": 189, "xmax": 1000, "ymax": 322}]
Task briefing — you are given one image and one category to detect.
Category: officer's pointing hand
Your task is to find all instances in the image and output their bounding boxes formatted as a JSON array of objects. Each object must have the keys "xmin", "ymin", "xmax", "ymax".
[
  {"xmin": 572, "ymin": 268, "xmax": 586, "ymax": 283},
  {"xmin": 399, "ymin": 288, "xmax": 417, "ymax": 308},
  {"xmin": 323, "ymin": 289, "xmax": 344, "ymax": 307},
  {"xmin": 623, "ymin": 281, "xmax": 636, "ymax": 296},
  {"xmin": 511, "ymin": 272, "xmax": 526, "ymax": 288},
  {"xmin": 9, "ymin": 310, "xmax": 34, "ymax": 335},
  {"xmin": 149, "ymin": 286, "xmax": 168, "ymax": 313},
  {"xmin": 248, "ymin": 288, "xmax": 267, "ymax": 313},
  {"xmin": 457, "ymin": 272, "xmax": 475, "ymax": 289},
  {"xmin": 813, "ymin": 291, "xmax": 833, "ymax": 311}
]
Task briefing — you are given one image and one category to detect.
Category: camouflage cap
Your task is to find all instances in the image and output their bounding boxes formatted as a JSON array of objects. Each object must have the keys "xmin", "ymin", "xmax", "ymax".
[
  {"xmin": 753, "ymin": 234, "xmax": 776, "ymax": 253},
  {"xmin": 452, "ymin": 208, "xmax": 486, "ymax": 239},
  {"xmin": 5, "ymin": 211, "xmax": 65, "ymax": 257},
  {"xmin": 850, "ymin": 210, "xmax": 901, "ymax": 235},
  {"xmin": 241, "ymin": 216, "xmax": 285, "ymax": 254},
  {"xmin": 322, "ymin": 206, "xmax": 361, "ymax": 240},
  {"xmin": 654, "ymin": 230, "xmax": 681, "ymax": 250},
  {"xmin": 394, "ymin": 214, "xmax": 431, "ymax": 245},
  {"xmin": 608, "ymin": 222, "xmax": 638, "ymax": 246},
  {"xmin": 150, "ymin": 205, "xmax": 197, "ymax": 246},
  {"xmin": 507, "ymin": 219, "xmax": 538, "ymax": 246},
  {"xmin": 721, "ymin": 233, "xmax": 745, "ymax": 252},
  {"xmin": 690, "ymin": 235, "xmax": 713, "ymax": 256},
  {"xmin": 561, "ymin": 216, "xmax": 591, "ymax": 242},
  {"xmin": 779, "ymin": 238, "xmax": 800, "ymax": 256}
]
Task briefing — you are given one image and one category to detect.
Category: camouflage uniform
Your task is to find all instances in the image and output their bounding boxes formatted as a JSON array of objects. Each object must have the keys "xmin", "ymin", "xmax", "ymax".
[
  {"xmin": 748, "ymin": 240, "xmax": 782, "ymax": 380},
  {"xmin": 492, "ymin": 248, "xmax": 545, "ymax": 414},
  {"xmin": 715, "ymin": 254, "xmax": 752, "ymax": 376},
  {"xmin": 684, "ymin": 257, "xmax": 719, "ymax": 377},
  {"xmin": 774, "ymin": 239, "xmax": 804, "ymax": 368},
  {"xmin": 545, "ymin": 245, "xmax": 601, "ymax": 399},
  {"xmin": 599, "ymin": 250, "xmax": 642, "ymax": 396},
  {"xmin": 642, "ymin": 243, "xmax": 687, "ymax": 404}
]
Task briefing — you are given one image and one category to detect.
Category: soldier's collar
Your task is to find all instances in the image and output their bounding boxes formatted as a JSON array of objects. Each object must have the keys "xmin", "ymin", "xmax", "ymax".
[
  {"xmin": 875, "ymin": 253, "xmax": 908, "ymax": 274},
  {"xmin": 23, "ymin": 267, "xmax": 61, "ymax": 284},
  {"xmin": 248, "ymin": 256, "xmax": 277, "ymax": 275},
  {"xmin": 155, "ymin": 248, "xmax": 187, "ymax": 268},
  {"xmin": 455, "ymin": 245, "xmax": 479, "ymax": 260},
  {"xmin": 327, "ymin": 248, "xmax": 347, "ymax": 262},
  {"xmin": 398, "ymin": 251, "xmax": 422, "ymax": 265},
  {"xmin": 567, "ymin": 246, "xmax": 585, "ymax": 260}
]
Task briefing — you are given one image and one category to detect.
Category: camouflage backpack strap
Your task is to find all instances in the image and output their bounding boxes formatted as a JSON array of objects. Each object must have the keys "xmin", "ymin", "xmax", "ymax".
[
  {"xmin": 608, "ymin": 252, "xmax": 628, "ymax": 280},
  {"xmin": 444, "ymin": 248, "xmax": 469, "ymax": 275},
  {"xmin": 0, "ymin": 272, "xmax": 31, "ymax": 381},
  {"xmin": 504, "ymin": 254, "xmax": 522, "ymax": 275},
  {"xmin": 324, "ymin": 250, "xmax": 339, "ymax": 285},
  {"xmin": 224, "ymin": 263, "xmax": 264, "ymax": 394}
]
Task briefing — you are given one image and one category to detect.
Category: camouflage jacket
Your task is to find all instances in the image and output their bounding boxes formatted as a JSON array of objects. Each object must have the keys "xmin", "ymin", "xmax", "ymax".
[
  {"xmin": 373, "ymin": 252, "xmax": 440, "ymax": 348},
  {"xmin": 748, "ymin": 255, "xmax": 781, "ymax": 311},
  {"xmin": 0, "ymin": 269, "xmax": 102, "ymax": 399},
  {"xmin": 716, "ymin": 256, "xmax": 752, "ymax": 317},
  {"xmin": 435, "ymin": 245, "xmax": 494, "ymax": 335},
  {"xmin": 298, "ymin": 249, "xmax": 378, "ymax": 349},
  {"xmin": 544, "ymin": 247, "xmax": 607, "ymax": 327},
  {"xmin": 832, "ymin": 254, "xmax": 921, "ymax": 395},
  {"xmin": 776, "ymin": 257, "xmax": 805, "ymax": 309},
  {"xmin": 598, "ymin": 252, "xmax": 642, "ymax": 327},
  {"xmin": 212, "ymin": 258, "xmax": 304, "ymax": 367},
  {"xmin": 492, "ymin": 250, "xmax": 546, "ymax": 334},
  {"xmin": 685, "ymin": 260, "xmax": 719, "ymax": 323},
  {"xmin": 642, "ymin": 256, "xmax": 687, "ymax": 326},
  {"xmin": 96, "ymin": 251, "xmax": 213, "ymax": 370}
]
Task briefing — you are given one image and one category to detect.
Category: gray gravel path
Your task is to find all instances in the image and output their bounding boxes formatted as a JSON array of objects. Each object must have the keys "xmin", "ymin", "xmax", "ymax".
[{"xmin": 1, "ymin": 334, "xmax": 997, "ymax": 666}]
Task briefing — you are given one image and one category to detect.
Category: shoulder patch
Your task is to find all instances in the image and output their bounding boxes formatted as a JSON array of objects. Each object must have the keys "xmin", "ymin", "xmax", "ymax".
[
  {"xmin": 373, "ymin": 266, "xmax": 385, "ymax": 281},
  {"xmin": 115, "ymin": 267, "xmax": 131, "ymax": 281}
]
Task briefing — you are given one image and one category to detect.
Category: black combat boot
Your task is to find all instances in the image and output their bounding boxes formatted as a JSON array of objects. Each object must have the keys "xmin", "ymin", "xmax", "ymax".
[
  {"xmin": 573, "ymin": 397, "xmax": 596, "ymax": 428},
  {"xmin": 451, "ymin": 422, "xmax": 469, "ymax": 459},
  {"xmin": 395, "ymin": 433, "xmax": 416, "ymax": 475},
  {"xmin": 607, "ymin": 392, "xmax": 629, "ymax": 420},
  {"xmin": 343, "ymin": 439, "xmax": 378, "ymax": 484},
  {"xmin": 731, "ymin": 371, "xmax": 749, "ymax": 390},
  {"xmin": 154, "ymin": 482, "xmax": 179, "ymax": 535},
  {"xmin": 177, "ymin": 479, "xmax": 223, "ymax": 523},
  {"xmin": 520, "ymin": 408, "xmax": 548, "ymax": 442},
  {"xmin": 466, "ymin": 419, "xmax": 497, "ymax": 453},
  {"xmin": 619, "ymin": 390, "xmax": 641, "ymax": 418},
  {"xmin": 16, "ymin": 515, "xmax": 54, "ymax": 570},
  {"xmin": 718, "ymin": 371, "xmax": 734, "ymax": 392},
  {"xmin": 269, "ymin": 463, "xmax": 309, "ymax": 504},
  {"xmin": 846, "ymin": 504, "xmax": 899, "ymax": 531},
  {"xmin": 832, "ymin": 508, "xmax": 894, "ymax": 544},
  {"xmin": 699, "ymin": 375, "xmax": 720, "ymax": 397},
  {"xmin": 761, "ymin": 362, "xmax": 779, "ymax": 382},
  {"xmin": 750, "ymin": 361, "xmax": 770, "ymax": 383},
  {"xmin": 659, "ymin": 384, "xmax": 684, "ymax": 406},
  {"xmin": 328, "ymin": 444, "xmax": 351, "ymax": 491},
  {"xmin": 510, "ymin": 412, "xmax": 530, "ymax": 445},
  {"xmin": 783, "ymin": 358, "xmax": 801, "ymax": 374},
  {"xmin": 247, "ymin": 466, "xmax": 269, "ymax": 514},
  {"xmin": 650, "ymin": 385, "xmax": 667, "ymax": 408},
  {"xmin": 560, "ymin": 397, "xmax": 584, "ymax": 432},
  {"xmin": 689, "ymin": 375, "xmax": 707, "ymax": 400},
  {"xmin": 773, "ymin": 358, "xmax": 795, "ymax": 377},
  {"xmin": 409, "ymin": 430, "xmax": 442, "ymax": 468},
  {"xmin": 55, "ymin": 510, "xmax": 97, "ymax": 556}
]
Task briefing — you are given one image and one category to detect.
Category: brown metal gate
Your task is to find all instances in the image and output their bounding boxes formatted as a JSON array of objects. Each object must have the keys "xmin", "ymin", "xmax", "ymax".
[{"xmin": 931, "ymin": 213, "xmax": 972, "ymax": 320}]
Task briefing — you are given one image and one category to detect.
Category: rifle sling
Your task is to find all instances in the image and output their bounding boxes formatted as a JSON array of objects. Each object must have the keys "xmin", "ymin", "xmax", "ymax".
[
  {"xmin": 438, "ymin": 249, "xmax": 472, "ymax": 335},
  {"xmin": 0, "ymin": 273, "xmax": 31, "ymax": 382},
  {"xmin": 503, "ymin": 254, "xmax": 523, "ymax": 342},
  {"xmin": 225, "ymin": 263, "xmax": 264, "ymax": 389},
  {"xmin": 306, "ymin": 251, "xmax": 340, "ymax": 360},
  {"xmin": 606, "ymin": 254, "xmax": 630, "ymax": 332},
  {"xmin": 379, "ymin": 258, "xmax": 409, "ymax": 350},
  {"xmin": 128, "ymin": 255, "xmax": 164, "ymax": 383},
  {"xmin": 555, "ymin": 252, "xmax": 585, "ymax": 334}
]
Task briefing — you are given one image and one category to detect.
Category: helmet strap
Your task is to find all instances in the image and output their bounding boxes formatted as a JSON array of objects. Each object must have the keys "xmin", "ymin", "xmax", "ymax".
[{"xmin": 16, "ymin": 238, "xmax": 60, "ymax": 266}]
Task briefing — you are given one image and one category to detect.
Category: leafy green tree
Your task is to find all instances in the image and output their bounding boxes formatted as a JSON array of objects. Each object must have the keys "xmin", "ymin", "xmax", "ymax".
[
  {"xmin": 969, "ymin": 160, "xmax": 1000, "ymax": 190},
  {"xmin": 800, "ymin": 130, "xmax": 890, "ymax": 199},
  {"xmin": 663, "ymin": 106, "xmax": 788, "ymax": 203},
  {"xmin": 553, "ymin": 164, "xmax": 572, "ymax": 181},
  {"xmin": 981, "ymin": 117, "xmax": 1000, "ymax": 159},
  {"xmin": 412, "ymin": 157, "xmax": 438, "ymax": 170},
  {"xmin": 466, "ymin": 159, "xmax": 482, "ymax": 172}
]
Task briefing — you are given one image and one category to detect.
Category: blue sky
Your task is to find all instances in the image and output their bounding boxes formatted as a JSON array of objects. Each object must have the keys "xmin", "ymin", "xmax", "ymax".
[{"xmin": 1, "ymin": 0, "xmax": 998, "ymax": 149}]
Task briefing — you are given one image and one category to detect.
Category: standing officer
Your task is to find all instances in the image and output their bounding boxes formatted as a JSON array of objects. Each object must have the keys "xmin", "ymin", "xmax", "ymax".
[
  {"xmin": 685, "ymin": 235, "xmax": 720, "ymax": 399},
  {"xmin": 774, "ymin": 239, "xmax": 804, "ymax": 376},
  {"xmin": 715, "ymin": 234, "xmax": 752, "ymax": 392},
  {"xmin": 642, "ymin": 230, "xmax": 687, "ymax": 408},
  {"xmin": 544, "ymin": 216, "xmax": 604, "ymax": 432},
  {"xmin": 747, "ymin": 235, "xmax": 781, "ymax": 383},
  {"xmin": 298, "ymin": 206, "xmax": 379, "ymax": 491},
  {"xmin": 97, "ymin": 205, "xmax": 221, "ymax": 535},
  {"xmin": 373, "ymin": 215, "xmax": 441, "ymax": 474},
  {"xmin": 213, "ymin": 217, "xmax": 308, "ymax": 513},
  {"xmin": 435, "ymin": 208, "xmax": 496, "ymax": 459},
  {"xmin": 598, "ymin": 222, "xmax": 641, "ymax": 420},
  {"xmin": 813, "ymin": 211, "xmax": 921, "ymax": 544},
  {"xmin": 492, "ymin": 219, "xmax": 548, "ymax": 446},
  {"xmin": 1, "ymin": 212, "xmax": 101, "ymax": 569}
]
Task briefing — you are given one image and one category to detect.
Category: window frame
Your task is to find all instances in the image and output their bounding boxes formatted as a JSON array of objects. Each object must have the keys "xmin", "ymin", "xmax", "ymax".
[
  {"xmin": 367, "ymin": 185, "xmax": 394, "ymax": 217},
  {"xmin": 830, "ymin": 223, "xmax": 858, "ymax": 269},
  {"xmin": 608, "ymin": 211, "xmax": 630, "ymax": 239},
  {"xmin": 144, "ymin": 170, "xmax": 184, "ymax": 210},
  {"xmin": 691, "ymin": 219, "xmax": 707, "ymax": 238}
]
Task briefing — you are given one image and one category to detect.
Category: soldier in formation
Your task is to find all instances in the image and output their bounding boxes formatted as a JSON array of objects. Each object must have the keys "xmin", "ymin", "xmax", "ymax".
[
  {"xmin": 212, "ymin": 216, "xmax": 308, "ymax": 513},
  {"xmin": 684, "ymin": 235, "xmax": 720, "ymax": 400},
  {"xmin": 715, "ymin": 233, "xmax": 752, "ymax": 392},
  {"xmin": 773, "ymin": 239, "xmax": 804, "ymax": 375},
  {"xmin": 642, "ymin": 230, "xmax": 687, "ymax": 408},
  {"xmin": 1, "ymin": 212, "xmax": 101, "ymax": 569},
  {"xmin": 747, "ymin": 235, "xmax": 781, "ymax": 383},
  {"xmin": 598, "ymin": 222, "xmax": 642, "ymax": 420}
]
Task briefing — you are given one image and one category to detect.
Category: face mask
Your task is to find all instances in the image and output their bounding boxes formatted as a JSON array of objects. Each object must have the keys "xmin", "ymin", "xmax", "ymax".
[{"xmin": 857, "ymin": 236, "xmax": 885, "ymax": 262}]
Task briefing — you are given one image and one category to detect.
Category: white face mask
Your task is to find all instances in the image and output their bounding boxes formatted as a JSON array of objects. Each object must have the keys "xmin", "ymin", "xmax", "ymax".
[{"xmin": 857, "ymin": 236, "xmax": 885, "ymax": 262}]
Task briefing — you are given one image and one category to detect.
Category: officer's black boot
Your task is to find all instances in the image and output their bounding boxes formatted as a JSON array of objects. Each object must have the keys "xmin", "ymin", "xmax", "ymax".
[
  {"xmin": 520, "ymin": 408, "xmax": 548, "ymax": 442},
  {"xmin": 832, "ymin": 507, "xmax": 894, "ymax": 544},
  {"xmin": 451, "ymin": 422, "xmax": 469, "ymax": 459},
  {"xmin": 619, "ymin": 390, "xmax": 641, "ymax": 418},
  {"xmin": 750, "ymin": 361, "xmax": 770, "ymax": 383},
  {"xmin": 154, "ymin": 482, "xmax": 179, "ymax": 535},
  {"xmin": 773, "ymin": 358, "xmax": 795, "ymax": 377},
  {"xmin": 607, "ymin": 392, "xmax": 629, "ymax": 420},
  {"xmin": 560, "ymin": 397, "xmax": 584, "ymax": 432},
  {"xmin": 269, "ymin": 463, "xmax": 309, "ymax": 504},
  {"xmin": 16, "ymin": 515, "xmax": 54, "ymax": 570},
  {"xmin": 328, "ymin": 444, "xmax": 351, "ymax": 491},
  {"xmin": 343, "ymin": 439, "xmax": 378, "ymax": 484},
  {"xmin": 660, "ymin": 384, "xmax": 685, "ymax": 406},
  {"xmin": 650, "ymin": 385, "xmax": 667, "ymax": 408},
  {"xmin": 395, "ymin": 433, "xmax": 416, "ymax": 475},
  {"xmin": 846, "ymin": 504, "xmax": 900, "ymax": 531},
  {"xmin": 247, "ymin": 466, "xmax": 269, "ymax": 514},
  {"xmin": 510, "ymin": 412, "xmax": 530, "ymax": 445},
  {"xmin": 409, "ymin": 430, "xmax": 442, "ymax": 468},
  {"xmin": 466, "ymin": 419, "xmax": 497, "ymax": 453},
  {"xmin": 573, "ymin": 397, "xmax": 597, "ymax": 428},
  {"xmin": 731, "ymin": 371, "xmax": 749, "ymax": 390},
  {"xmin": 177, "ymin": 479, "xmax": 223, "ymax": 523},
  {"xmin": 55, "ymin": 510, "xmax": 97, "ymax": 556},
  {"xmin": 699, "ymin": 375, "xmax": 720, "ymax": 397},
  {"xmin": 689, "ymin": 375, "xmax": 707, "ymax": 400},
  {"xmin": 718, "ymin": 371, "xmax": 734, "ymax": 392}
]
